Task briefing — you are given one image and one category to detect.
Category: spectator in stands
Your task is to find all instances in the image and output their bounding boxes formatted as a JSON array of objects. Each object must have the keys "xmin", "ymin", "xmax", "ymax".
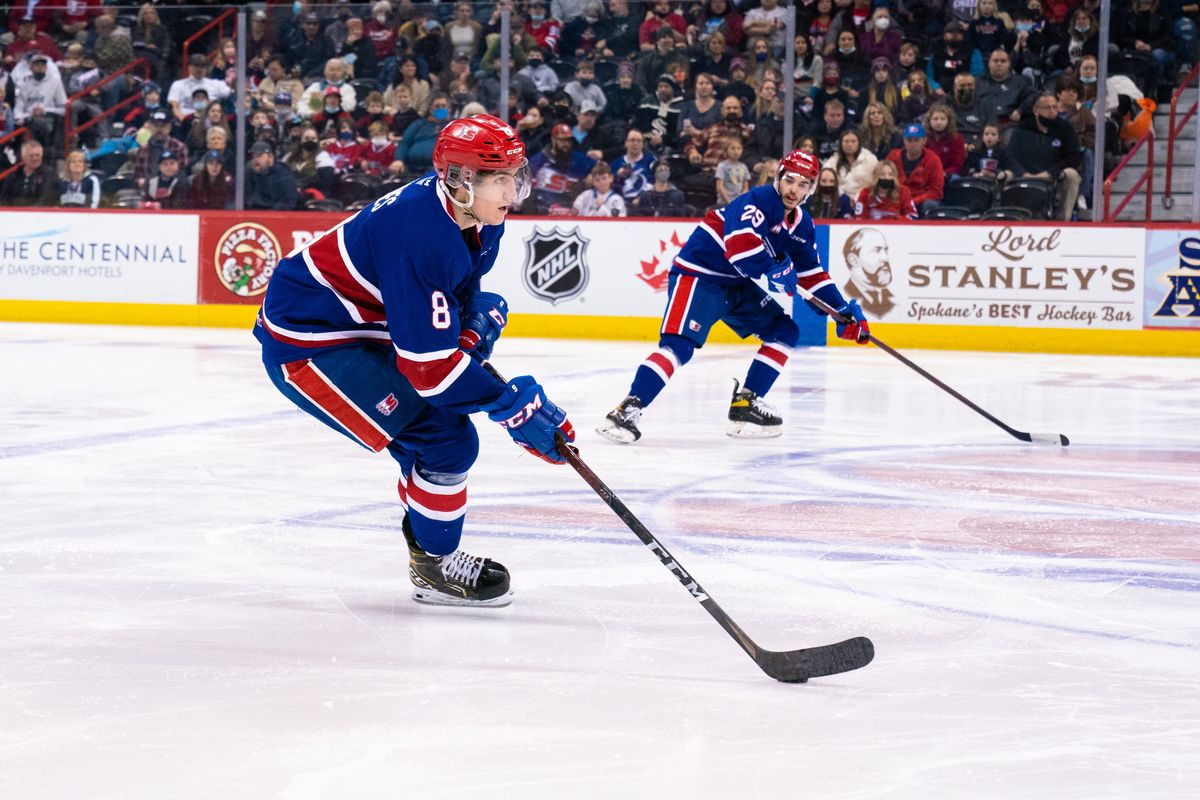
[
  {"xmin": 640, "ymin": 0, "xmax": 688, "ymax": 53},
  {"xmin": 360, "ymin": 120, "xmax": 402, "ymax": 176},
  {"xmin": 1009, "ymin": 7, "xmax": 1045, "ymax": 80},
  {"xmin": 854, "ymin": 159, "xmax": 918, "ymax": 220},
  {"xmin": 132, "ymin": 3, "xmax": 172, "ymax": 86},
  {"xmin": 970, "ymin": 0, "xmax": 1013, "ymax": 56},
  {"xmin": 519, "ymin": 48, "xmax": 559, "ymax": 93},
  {"xmin": 445, "ymin": 2, "xmax": 484, "ymax": 62},
  {"xmin": 570, "ymin": 100, "xmax": 610, "ymax": 159},
  {"xmin": 354, "ymin": 92, "xmax": 392, "ymax": 138},
  {"xmin": 948, "ymin": 72, "xmax": 991, "ymax": 146},
  {"xmin": 744, "ymin": 0, "xmax": 788, "ymax": 53},
  {"xmin": 860, "ymin": 6, "xmax": 902, "ymax": 67},
  {"xmin": 246, "ymin": 140, "xmax": 300, "ymax": 210},
  {"xmin": 887, "ymin": 121, "xmax": 944, "ymax": 217},
  {"xmin": 310, "ymin": 86, "xmax": 354, "ymax": 139},
  {"xmin": 14, "ymin": 54, "xmax": 66, "ymax": 155},
  {"xmin": 721, "ymin": 57, "xmax": 756, "ymax": 114},
  {"xmin": 1, "ymin": 139, "xmax": 57, "ymax": 207},
  {"xmin": 526, "ymin": 0, "xmax": 563, "ymax": 56},
  {"xmin": 823, "ymin": 0, "xmax": 873, "ymax": 57},
  {"xmin": 824, "ymin": 128, "xmax": 878, "ymax": 200},
  {"xmin": 978, "ymin": 49, "xmax": 1036, "ymax": 124},
  {"xmin": 187, "ymin": 150, "xmax": 233, "ymax": 210},
  {"xmin": 693, "ymin": 0, "xmax": 744, "ymax": 53},
  {"xmin": 89, "ymin": 14, "xmax": 133, "ymax": 78},
  {"xmin": 1116, "ymin": 0, "xmax": 1175, "ymax": 99},
  {"xmin": 289, "ymin": 12, "xmax": 335, "ymax": 80},
  {"xmin": 714, "ymin": 137, "xmax": 750, "ymax": 206},
  {"xmin": 791, "ymin": 32, "xmax": 822, "ymax": 95},
  {"xmin": 0, "ymin": 83, "xmax": 14, "ymax": 139},
  {"xmin": 807, "ymin": 167, "xmax": 854, "ymax": 219},
  {"xmin": 515, "ymin": 105, "xmax": 550, "ymax": 153},
  {"xmin": 858, "ymin": 101, "xmax": 902, "ymax": 158},
  {"xmin": 897, "ymin": 70, "xmax": 933, "ymax": 123},
  {"xmin": 680, "ymin": 74, "xmax": 723, "ymax": 142},
  {"xmin": 814, "ymin": 99, "xmax": 852, "ymax": 161},
  {"xmin": 393, "ymin": 92, "xmax": 452, "ymax": 177},
  {"xmin": 384, "ymin": 55, "xmax": 430, "ymax": 116},
  {"xmin": 928, "ymin": 20, "xmax": 976, "ymax": 91},
  {"xmin": 283, "ymin": 123, "xmax": 336, "ymax": 196},
  {"xmin": 637, "ymin": 25, "xmax": 679, "ymax": 95},
  {"xmin": 746, "ymin": 36, "xmax": 783, "ymax": 87},
  {"xmin": 366, "ymin": 1, "xmax": 398, "ymax": 66},
  {"xmin": 186, "ymin": 100, "xmax": 232, "ymax": 160},
  {"xmin": 59, "ymin": 0, "xmax": 100, "ymax": 40},
  {"xmin": 132, "ymin": 108, "xmax": 189, "ymax": 186},
  {"xmin": 1168, "ymin": 0, "xmax": 1198, "ymax": 76},
  {"xmin": 684, "ymin": 94, "xmax": 751, "ymax": 168},
  {"xmin": 572, "ymin": 160, "xmax": 627, "ymax": 216},
  {"xmin": 860, "ymin": 57, "xmax": 901, "ymax": 118},
  {"xmin": 564, "ymin": 59, "xmax": 607, "ymax": 113},
  {"xmin": 56, "ymin": 150, "xmax": 100, "ymax": 208},
  {"xmin": 333, "ymin": 16, "xmax": 378, "ymax": 82},
  {"xmin": 258, "ymin": 58, "xmax": 305, "ymax": 116},
  {"xmin": 924, "ymin": 104, "xmax": 966, "ymax": 178},
  {"xmin": 389, "ymin": 84, "xmax": 420, "ymax": 139},
  {"xmin": 604, "ymin": 61, "xmax": 644, "ymax": 126},
  {"xmin": 168, "ymin": 54, "xmax": 232, "ymax": 123},
  {"xmin": 143, "ymin": 150, "xmax": 188, "ymax": 209},
  {"xmin": 325, "ymin": 119, "xmax": 363, "ymax": 175},
  {"xmin": 8, "ymin": 15, "xmax": 62, "ymax": 63},
  {"xmin": 1056, "ymin": 78, "xmax": 1095, "ymax": 200},
  {"xmin": 562, "ymin": 1, "xmax": 612, "ymax": 59},
  {"xmin": 247, "ymin": 9, "xmax": 276, "ymax": 67},
  {"xmin": 636, "ymin": 74, "xmax": 683, "ymax": 151},
  {"xmin": 636, "ymin": 158, "xmax": 687, "ymax": 216},
  {"xmin": 612, "ymin": 128, "xmax": 655, "ymax": 202},
  {"xmin": 528, "ymin": 122, "xmax": 596, "ymax": 212},
  {"xmin": 807, "ymin": 0, "xmax": 836, "ymax": 54},
  {"xmin": 300, "ymin": 58, "xmax": 357, "ymax": 118},
  {"xmin": 596, "ymin": 0, "xmax": 637, "ymax": 60},
  {"xmin": 965, "ymin": 122, "xmax": 1014, "ymax": 182},
  {"xmin": 746, "ymin": 90, "xmax": 786, "ymax": 162},
  {"xmin": 1008, "ymin": 92, "xmax": 1082, "ymax": 220}
]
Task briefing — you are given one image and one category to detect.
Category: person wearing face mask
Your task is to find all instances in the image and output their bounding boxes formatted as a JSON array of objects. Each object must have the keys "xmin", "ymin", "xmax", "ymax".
[
  {"xmin": 805, "ymin": 166, "xmax": 853, "ymax": 219},
  {"xmin": 635, "ymin": 158, "xmax": 687, "ymax": 215},
  {"xmin": 311, "ymin": 85, "xmax": 353, "ymax": 139},
  {"xmin": 598, "ymin": 149, "xmax": 869, "ymax": 445},
  {"xmin": 325, "ymin": 120, "xmax": 364, "ymax": 175},
  {"xmin": 853, "ymin": 159, "xmax": 917, "ymax": 220},
  {"xmin": 1007, "ymin": 92, "xmax": 1082, "ymax": 220},
  {"xmin": 13, "ymin": 53, "xmax": 67, "ymax": 155},
  {"xmin": 563, "ymin": 60, "xmax": 607, "ymax": 115},
  {"xmin": 860, "ymin": 7, "xmax": 902, "ymax": 67},
  {"xmin": 394, "ymin": 93, "xmax": 456, "ymax": 178},
  {"xmin": 257, "ymin": 116, "xmax": 567, "ymax": 608},
  {"xmin": 948, "ymin": 72, "xmax": 992, "ymax": 147},
  {"xmin": 1051, "ymin": 8, "xmax": 1100, "ymax": 73},
  {"xmin": 518, "ymin": 47, "xmax": 560, "ymax": 92},
  {"xmin": 283, "ymin": 123, "xmax": 337, "ymax": 193},
  {"xmin": 525, "ymin": 0, "xmax": 563, "ymax": 55},
  {"xmin": 639, "ymin": 0, "xmax": 688, "ymax": 53},
  {"xmin": 684, "ymin": 95, "xmax": 751, "ymax": 170},
  {"xmin": 929, "ymin": 20, "xmax": 980, "ymax": 90},
  {"xmin": 822, "ymin": 0, "xmax": 872, "ymax": 58},
  {"xmin": 357, "ymin": 120, "xmax": 402, "ymax": 177},
  {"xmin": 562, "ymin": 1, "xmax": 612, "ymax": 58},
  {"xmin": 365, "ymin": 1, "xmax": 398, "ymax": 61}
]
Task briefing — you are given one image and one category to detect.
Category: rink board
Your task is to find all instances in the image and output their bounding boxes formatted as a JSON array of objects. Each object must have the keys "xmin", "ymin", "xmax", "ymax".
[{"xmin": 0, "ymin": 208, "xmax": 1196, "ymax": 356}]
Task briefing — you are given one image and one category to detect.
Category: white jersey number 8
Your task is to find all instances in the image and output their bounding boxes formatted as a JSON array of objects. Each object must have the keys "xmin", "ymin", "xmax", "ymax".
[{"xmin": 431, "ymin": 291, "xmax": 452, "ymax": 329}]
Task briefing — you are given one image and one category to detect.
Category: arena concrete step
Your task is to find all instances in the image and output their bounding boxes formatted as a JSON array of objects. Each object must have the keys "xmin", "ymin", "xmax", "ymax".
[{"xmin": 1109, "ymin": 194, "xmax": 1194, "ymax": 222}]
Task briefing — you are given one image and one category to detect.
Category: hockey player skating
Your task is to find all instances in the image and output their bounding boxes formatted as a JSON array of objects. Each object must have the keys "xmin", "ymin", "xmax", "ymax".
[
  {"xmin": 596, "ymin": 150, "xmax": 871, "ymax": 443},
  {"xmin": 254, "ymin": 114, "xmax": 575, "ymax": 607}
]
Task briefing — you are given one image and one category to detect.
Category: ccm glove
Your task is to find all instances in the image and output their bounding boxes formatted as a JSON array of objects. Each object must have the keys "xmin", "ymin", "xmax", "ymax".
[
  {"xmin": 458, "ymin": 291, "xmax": 508, "ymax": 359},
  {"xmin": 483, "ymin": 376, "xmax": 575, "ymax": 464},
  {"xmin": 834, "ymin": 300, "xmax": 871, "ymax": 344},
  {"xmin": 765, "ymin": 256, "xmax": 798, "ymax": 296}
]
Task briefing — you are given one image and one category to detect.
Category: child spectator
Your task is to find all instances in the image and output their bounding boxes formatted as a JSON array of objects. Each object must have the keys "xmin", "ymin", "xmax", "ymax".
[
  {"xmin": 924, "ymin": 103, "xmax": 966, "ymax": 177},
  {"xmin": 143, "ymin": 150, "xmax": 189, "ymax": 209},
  {"xmin": 714, "ymin": 138, "xmax": 751, "ymax": 205},
  {"xmin": 573, "ymin": 161, "xmax": 628, "ymax": 217},
  {"xmin": 325, "ymin": 119, "xmax": 363, "ymax": 174},
  {"xmin": 354, "ymin": 91, "xmax": 393, "ymax": 138},
  {"xmin": 359, "ymin": 121, "xmax": 402, "ymax": 176},
  {"xmin": 965, "ymin": 122, "xmax": 1014, "ymax": 182}
]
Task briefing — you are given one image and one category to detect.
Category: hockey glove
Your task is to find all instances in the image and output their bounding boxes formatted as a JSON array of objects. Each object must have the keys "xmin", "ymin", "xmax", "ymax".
[
  {"xmin": 483, "ymin": 376, "xmax": 576, "ymax": 464},
  {"xmin": 765, "ymin": 256, "xmax": 798, "ymax": 296},
  {"xmin": 834, "ymin": 300, "xmax": 871, "ymax": 344},
  {"xmin": 458, "ymin": 291, "xmax": 508, "ymax": 359}
]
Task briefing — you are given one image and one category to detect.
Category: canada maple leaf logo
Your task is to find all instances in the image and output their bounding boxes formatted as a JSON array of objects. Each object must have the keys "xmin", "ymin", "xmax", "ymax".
[{"xmin": 637, "ymin": 230, "xmax": 686, "ymax": 292}]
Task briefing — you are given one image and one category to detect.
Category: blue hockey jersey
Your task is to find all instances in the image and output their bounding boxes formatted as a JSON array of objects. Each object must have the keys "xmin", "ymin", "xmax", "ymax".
[
  {"xmin": 254, "ymin": 175, "xmax": 506, "ymax": 413},
  {"xmin": 672, "ymin": 183, "xmax": 846, "ymax": 311}
]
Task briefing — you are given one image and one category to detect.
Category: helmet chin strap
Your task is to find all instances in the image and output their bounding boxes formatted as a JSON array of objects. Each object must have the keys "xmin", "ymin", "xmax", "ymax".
[{"xmin": 441, "ymin": 178, "xmax": 479, "ymax": 223}]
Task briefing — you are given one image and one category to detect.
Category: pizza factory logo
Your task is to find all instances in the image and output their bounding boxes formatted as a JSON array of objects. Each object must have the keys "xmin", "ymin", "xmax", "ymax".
[
  {"xmin": 637, "ymin": 229, "xmax": 686, "ymax": 292},
  {"xmin": 1152, "ymin": 236, "xmax": 1200, "ymax": 318},
  {"xmin": 522, "ymin": 226, "xmax": 589, "ymax": 304},
  {"xmin": 214, "ymin": 223, "xmax": 280, "ymax": 297}
]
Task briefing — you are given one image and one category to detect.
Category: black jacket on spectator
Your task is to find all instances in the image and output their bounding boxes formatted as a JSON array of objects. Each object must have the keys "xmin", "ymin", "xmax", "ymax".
[
  {"xmin": 636, "ymin": 51, "xmax": 674, "ymax": 94},
  {"xmin": 604, "ymin": 84, "xmax": 644, "ymax": 125},
  {"xmin": 0, "ymin": 164, "xmax": 59, "ymax": 207},
  {"xmin": 950, "ymin": 94, "xmax": 994, "ymax": 143},
  {"xmin": 561, "ymin": 17, "xmax": 611, "ymax": 59},
  {"xmin": 636, "ymin": 184, "xmax": 687, "ymax": 217},
  {"xmin": 1007, "ymin": 114, "xmax": 1082, "ymax": 177},
  {"xmin": 635, "ymin": 97, "xmax": 683, "ymax": 148},
  {"xmin": 1115, "ymin": 5, "xmax": 1174, "ymax": 54},
  {"xmin": 287, "ymin": 31, "xmax": 334, "ymax": 79},
  {"xmin": 928, "ymin": 41, "xmax": 973, "ymax": 89},
  {"xmin": 977, "ymin": 72, "xmax": 1036, "ymax": 121},
  {"xmin": 605, "ymin": 11, "xmax": 641, "ymax": 60},
  {"xmin": 246, "ymin": 162, "xmax": 300, "ymax": 210},
  {"xmin": 746, "ymin": 111, "xmax": 786, "ymax": 162}
]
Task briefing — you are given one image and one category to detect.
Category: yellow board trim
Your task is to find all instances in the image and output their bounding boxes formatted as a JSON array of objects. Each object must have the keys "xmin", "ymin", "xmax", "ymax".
[{"xmin": 1, "ymin": 301, "xmax": 1195, "ymax": 357}]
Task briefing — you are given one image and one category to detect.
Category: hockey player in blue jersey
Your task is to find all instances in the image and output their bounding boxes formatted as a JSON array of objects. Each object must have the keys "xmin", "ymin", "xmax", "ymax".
[
  {"xmin": 596, "ymin": 150, "xmax": 871, "ymax": 443},
  {"xmin": 254, "ymin": 114, "xmax": 575, "ymax": 607}
]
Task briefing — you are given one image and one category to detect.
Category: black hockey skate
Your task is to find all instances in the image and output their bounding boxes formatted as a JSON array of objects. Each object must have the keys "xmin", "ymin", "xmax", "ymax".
[
  {"xmin": 402, "ymin": 516, "xmax": 512, "ymax": 607},
  {"xmin": 727, "ymin": 379, "xmax": 783, "ymax": 438},
  {"xmin": 595, "ymin": 395, "xmax": 644, "ymax": 444}
]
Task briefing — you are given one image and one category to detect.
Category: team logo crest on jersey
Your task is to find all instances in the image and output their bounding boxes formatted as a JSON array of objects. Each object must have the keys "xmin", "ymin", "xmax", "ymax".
[
  {"xmin": 637, "ymin": 229, "xmax": 686, "ymax": 292},
  {"xmin": 376, "ymin": 393, "xmax": 399, "ymax": 415},
  {"xmin": 214, "ymin": 223, "xmax": 281, "ymax": 297},
  {"xmin": 1152, "ymin": 237, "xmax": 1200, "ymax": 318},
  {"xmin": 521, "ymin": 226, "xmax": 590, "ymax": 304}
]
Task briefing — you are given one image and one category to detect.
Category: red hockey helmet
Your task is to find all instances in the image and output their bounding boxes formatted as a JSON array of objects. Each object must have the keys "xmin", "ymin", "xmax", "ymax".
[
  {"xmin": 434, "ymin": 114, "xmax": 528, "ymax": 189},
  {"xmin": 778, "ymin": 149, "xmax": 820, "ymax": 181}
]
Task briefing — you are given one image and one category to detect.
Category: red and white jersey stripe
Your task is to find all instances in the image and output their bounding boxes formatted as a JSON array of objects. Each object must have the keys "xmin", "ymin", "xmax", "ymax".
[
  {"xmin": 398, "ymin": 469, "xmax": 468, "ymax": 522},
  {"xmin": 283, "ymin": 360, "xmax": 392, "ymax": 451}
]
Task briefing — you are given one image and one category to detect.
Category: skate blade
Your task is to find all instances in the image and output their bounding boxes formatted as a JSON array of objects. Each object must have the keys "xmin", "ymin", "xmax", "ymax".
[
  {"xmin": 726, "ymin": 421, "xmax": 783, "ymax": 439},
  {"xmin": 411, "ymin": 587, "xmax": 513, "ymax": 608},
  {"xmin": 594, "ymin": 422, "xmax": 638, "ymax": 444}
]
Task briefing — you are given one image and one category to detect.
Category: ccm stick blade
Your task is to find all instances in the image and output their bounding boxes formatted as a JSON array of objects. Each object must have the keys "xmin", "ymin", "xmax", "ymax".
[{"xmin": 757, "ymin": 636, "xmax": 876, "ymax": 683}]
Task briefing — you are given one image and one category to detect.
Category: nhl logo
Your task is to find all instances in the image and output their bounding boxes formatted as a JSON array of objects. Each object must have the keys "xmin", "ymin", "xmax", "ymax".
[{"xmin": 521, "ymin": 226, "xmax": 590, "ymax": 304}]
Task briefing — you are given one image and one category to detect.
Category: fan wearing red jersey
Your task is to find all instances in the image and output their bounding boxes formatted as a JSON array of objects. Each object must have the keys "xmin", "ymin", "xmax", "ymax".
[
  {"xmin": 254, "ymin": 115, "xmax": 574, "ymax": 607},
  {"xmin": 597, "ymin": 150, "xmax": 870, "ymax": 443}
]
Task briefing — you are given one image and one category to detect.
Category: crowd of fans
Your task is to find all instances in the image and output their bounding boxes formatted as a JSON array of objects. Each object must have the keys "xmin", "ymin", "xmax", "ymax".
[{"xmin": 0, "ymin": 1, "xmax": 1195, "ymax": 220}]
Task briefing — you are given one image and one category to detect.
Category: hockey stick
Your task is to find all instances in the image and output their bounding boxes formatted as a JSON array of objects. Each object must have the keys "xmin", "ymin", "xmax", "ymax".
[
  {"xmin": 477, "ymin": 356, "xmax": 874, "ymax": 683},
  {"xmin": 801, "ymin": 293, "xmax": 1070, "ymax": 447}
]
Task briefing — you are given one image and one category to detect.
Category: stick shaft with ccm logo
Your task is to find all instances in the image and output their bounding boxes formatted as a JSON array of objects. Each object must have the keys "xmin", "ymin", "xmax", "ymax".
[{"xmin": 803, "ymin": 291, "xmax": 1070, "ymax": 447}]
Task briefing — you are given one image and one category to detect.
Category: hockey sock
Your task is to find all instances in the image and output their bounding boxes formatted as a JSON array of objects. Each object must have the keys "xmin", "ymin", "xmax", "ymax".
[
  {"xmin": 743, "ymin": 342, "xmax": 790, "ymax": 397},
  {"xmin": 628, "ymin": 346, "xmax": 681, "ymax": 406},
  {"xmin": 397, "ymin": 467, "xmax": 467, "ymax": 556}
]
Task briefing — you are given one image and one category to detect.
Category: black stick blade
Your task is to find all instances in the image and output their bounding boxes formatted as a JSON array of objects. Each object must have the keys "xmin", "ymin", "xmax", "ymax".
[{"xmin": 757, "ymin": 636, "xmax": 875, "ymax": 683}]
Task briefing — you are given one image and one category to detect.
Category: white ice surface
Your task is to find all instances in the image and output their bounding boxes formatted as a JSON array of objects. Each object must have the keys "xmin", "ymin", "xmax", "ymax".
[{"xmin": 1, "ymin": 322, "xmax": 1198, "ymax": 799}]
